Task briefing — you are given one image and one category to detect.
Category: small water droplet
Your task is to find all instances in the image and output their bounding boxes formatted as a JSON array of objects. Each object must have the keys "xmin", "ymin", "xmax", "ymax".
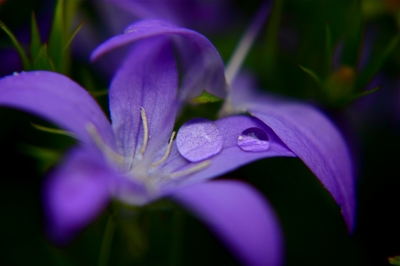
[
  {"xmin": 237, "ymin": 127, "xmax": 270, "ymax": 152},
  {"xmin": 124, "ymin": 28, "xmax": 137, "ymax": 34},
  {"xmin": 176, "ymin": 118, "xmax": 223, "ymax": 162}
]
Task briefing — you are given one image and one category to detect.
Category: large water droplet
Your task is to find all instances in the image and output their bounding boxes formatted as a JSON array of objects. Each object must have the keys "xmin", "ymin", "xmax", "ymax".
[
  {"xmin": 176, "ymin": 118, "xmax": 223, "ymax": 162},
  {"xmin": 237, "ymin": 127, "xmax": 270, "ymax": 152}
]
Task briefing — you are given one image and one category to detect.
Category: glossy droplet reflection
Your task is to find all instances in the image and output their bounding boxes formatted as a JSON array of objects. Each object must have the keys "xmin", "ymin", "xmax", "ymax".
[
  {"xmin": 176, "ymin": 118, "xmax": 223, "ymax": 162},
  {"xmin": 237, "ymin": 127, "xmax": 270, "ymax": 152}
]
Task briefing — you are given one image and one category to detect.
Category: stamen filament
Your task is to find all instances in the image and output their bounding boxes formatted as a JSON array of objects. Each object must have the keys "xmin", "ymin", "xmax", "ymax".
[
  {"xmin": 86, "ymin": 123, "xmax": 125, "ymax": 164},
  {"xmin": 225, "ymin": 0, "xmax": 272, "ymax": 85},
  {"xmin": 169, "ymin": 160, "xmax": 211, "ymax": 179},
  {"xmin": 151, "ymin": 131, "xmax": 176, "ymax": 167},
  {"xmin": 139, "ymin": 107, "xmax": 149, "ymax": 155}
]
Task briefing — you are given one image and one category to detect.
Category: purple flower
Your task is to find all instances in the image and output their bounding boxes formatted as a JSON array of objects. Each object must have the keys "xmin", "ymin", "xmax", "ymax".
[
  {"xmin": 0, "ymin": 25, "xmax": 291, "ymax": 266},
  {"xmin": 0, "ymin": 19, "xmax": 355, "ymax": 266},
  {"xmin": 93, "ymin": 19, "xmax": 356, "ymax": 231}
]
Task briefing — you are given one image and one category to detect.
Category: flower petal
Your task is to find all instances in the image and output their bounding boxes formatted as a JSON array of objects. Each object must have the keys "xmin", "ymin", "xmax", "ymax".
[
  {"xmin": 171, "ymin": 180, "xmax": 284, "ymax": 266},
  {"xmin": 91, "ymin": 19, "xmax": 226, "ymax": 99},
  {"xmin": 0, "ymin": 71, "xmax": 115, "ymax": 149},
  {"xmin": 108, "ymin": 37, "xmax": 178, "ymax": 160},
  {"xmin": 43, "ymin": 148, "xmax": 113, "ymax": 244},
  {"xmin": 161, "ymin": 115, "xmax": 295, "ymax": 189},
  {"xmin": 231, "ymin": 86, "xmax": 356, "ymax": 231}
]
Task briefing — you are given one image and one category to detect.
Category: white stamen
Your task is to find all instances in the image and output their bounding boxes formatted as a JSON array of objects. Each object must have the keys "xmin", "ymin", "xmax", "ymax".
[
  {"xmin": 139, "ymin": 107, "xmax": 149, "ymax": 155},
  {"xmin": 151, "ymin": 131, "xmax": 176, "ymax": 167},
  {"xmin": 169, "ymin": 160, "xmax": 211, "ymax": 179},
  {"xmin": 86, "ymin": 123, "xmax": 125, "ymax": 164},
  {"xmin": 225, "ymin": 1, "xmax": 272, "ymax": 85}
]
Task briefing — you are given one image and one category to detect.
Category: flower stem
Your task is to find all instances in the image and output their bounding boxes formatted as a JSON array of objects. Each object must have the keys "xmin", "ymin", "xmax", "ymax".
[
  {"xmin": 98, "ymin": 213, "xmax": 117, "ymax": 266},
  {"xmin": 169, "ymin": 209, "xmax": 184, "ymax": 266},
  {"xmin": 225, "ymin": 0, "xmax": 273, "ymax": 85}
]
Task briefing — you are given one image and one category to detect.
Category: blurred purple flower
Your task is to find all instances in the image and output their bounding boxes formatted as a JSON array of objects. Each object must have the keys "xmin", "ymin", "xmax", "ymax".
[
  {"xmin": 0, "ymin": 22, "xmax": 291, "ymax": 266},
  {"xmin": 75, "ymin": 0, "xmax": 240, "ymax": 79},
  {"xmin": 95, "ymin": 0, "xmax": 236, "ymax": 33}
]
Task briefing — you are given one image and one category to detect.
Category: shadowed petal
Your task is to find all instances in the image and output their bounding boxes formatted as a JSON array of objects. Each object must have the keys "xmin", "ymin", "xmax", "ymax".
[
  {"xmin": 91, "ymin": 19, "xmax": 226, "ymax": 99},
  {"xmin": 231, "ymin": 83, "xmax": 355, "ymax": 231},
  {"xmin": 161, "ymin": 115, "xmax": 295, "ymax": 189},
  {"xmin": 171, "ymin": 180, "xmax": 284, "ymax": 266},
  {"xmin": 44, "ymin": 148, "xmax": 114, "ymax": 244},
  {"xmin": 100, "ymin": 0, "xmax": 233, "ymax": 32},
  {"xmin": 0, "ymin": 71, "xmax": 115, "ymax": 149},
  {"xmin": 109, "ymin": 37, "xmax": 178, "ymax": 160}
]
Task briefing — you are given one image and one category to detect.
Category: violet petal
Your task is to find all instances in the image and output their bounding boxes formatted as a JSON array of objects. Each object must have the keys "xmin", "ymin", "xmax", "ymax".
[
  {"xmin": 44, "ymin": 148, "xmax": 113, "ymax": 244},
  {"xmin": 109, "ymin": 37, "xmax": 178, "ymax": 159},
  {"xmin": 0, "ymin": 71, "xmax": 115, "ymax": 149},
  {"xmin": 231, "ymin": 82, "xmax": 355, "ymax": 231},
  {"xmin": 91, "ymin": 19, "xmax": 226, "ymax": 99},
  {"xmin": 172, "ymin": 180, "xmax": 284, "ymax": 266}
]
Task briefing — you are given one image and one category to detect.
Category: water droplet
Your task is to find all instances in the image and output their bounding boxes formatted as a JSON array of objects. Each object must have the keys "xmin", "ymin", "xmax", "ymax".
[
  {"xmin": 237, "ymin": 127, "xmax": 270, "ymax": 152},
  {"xmin": 176, "ymin": 118, "xmax": 223, "ymax": 162},
  {"xmin": 124, "ymin": 28, "xmax": 137, "ymax": 34}
]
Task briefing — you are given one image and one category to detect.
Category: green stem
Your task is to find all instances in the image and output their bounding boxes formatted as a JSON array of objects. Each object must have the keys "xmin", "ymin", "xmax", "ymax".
[
  {"xmin": 0, "ymin": 21, "xmax": 31, "ymax": 70},
  {"xmin": 169, "ymin": 210, "xmax": 184, "ymax": 266},
  {"xmin": 98, "ymin": 213, "xmax": 117, "ymax": 266}
]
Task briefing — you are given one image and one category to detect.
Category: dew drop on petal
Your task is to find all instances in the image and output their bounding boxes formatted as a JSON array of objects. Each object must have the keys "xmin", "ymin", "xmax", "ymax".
[
  {"xmin": 124, "ymin": 28, "xmax": 137, "ymax": 34},
  {"xmin": 237, "ymin": 127, "xmax": 270, "ymax": 152},
  {"xmin": 176, "ymin": 118, "xmax": 223, "ymax": 162}
]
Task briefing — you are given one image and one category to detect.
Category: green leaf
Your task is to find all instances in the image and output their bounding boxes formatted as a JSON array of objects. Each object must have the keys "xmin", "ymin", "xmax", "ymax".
[
  {"xmin": 89, "ymin": 90, "xmax": 109, "ymax": 97},
  {"xmin": 0, "ymin": 20, "xmax": 31, "ymax": 70},
  {"xmin": 63, "ymin": 19, "xmax": 85, "ymax": 52},
  {"xmin": 30, "ymin": 13, "xmax": 41, "ymax": 59},
  {"xmin": 64, "ymin": 0, "xmax": 82, "ymax": 29},
  {"xmin": 30, "ymin": 122, "xmax": 74, "ymax": 138},
  {"xmin": 341, "ymin": 0, "xmax": 364, "ymax": 67},
  {"xmin": 262, "ymin": 0, "xmax": 283, "ymax": 75},
  {"xmin": 299, "ymin": 64, "xmax": 322, "ymax": 88},
  {"xmin": 19, "ymin": 144, "xmax": 62, "ymax": 173},
  {"xmin": 33, "ymin": 44, "xmax": 55, "ymax": 71},
  {"xmin": 48, "ymin": 0, "xmax": 65, "ymax": 72},
  {"xmin": 325, "ymin": 24, "xmax": 332, "ymax": 77},
  {"xmin": 356, "ymin": 34, "xmax": 400, "ymax": 90},
  {"xmin": 389, "ymin": 256, "xmax": 400, "ymax": 266},
  {"xmin": 190, "ymin": 91, "xmax": 222, "ymax": 104},
  {"xmin": 350, "ymin": 85, "xmax": 381, "ymax": 101}
]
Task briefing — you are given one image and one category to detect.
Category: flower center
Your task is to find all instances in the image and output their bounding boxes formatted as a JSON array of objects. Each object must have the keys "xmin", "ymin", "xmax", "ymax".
[{"xmin": 86, "ymin": 107, "xmax": 212, "ymax": 190}]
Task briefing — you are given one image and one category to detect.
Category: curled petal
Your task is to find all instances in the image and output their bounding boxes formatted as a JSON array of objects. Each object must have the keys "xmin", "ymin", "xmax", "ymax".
[
  {"xmin": 171, "ymin": 180, "xmax": 284, "ymax": 266},
  {"xmin": 91, "ymin": 19, "xmax": 226, "ymax": 99}
]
